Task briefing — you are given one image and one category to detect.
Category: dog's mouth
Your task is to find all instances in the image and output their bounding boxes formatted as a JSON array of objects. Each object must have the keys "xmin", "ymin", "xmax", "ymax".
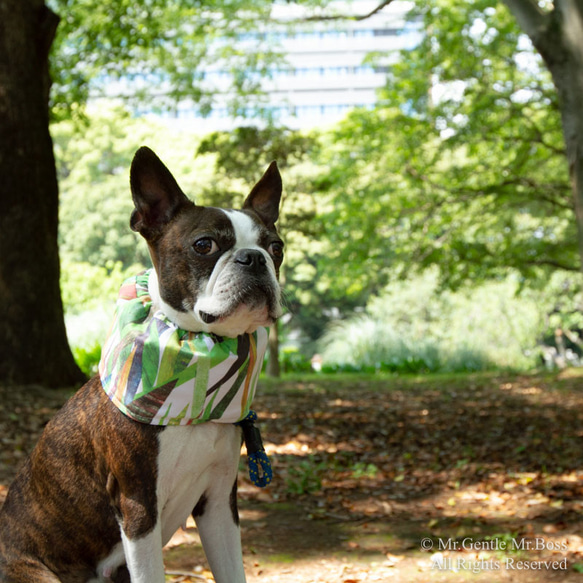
[
  {"xmin": 194, "ymin": 269, "xmax": 282, "ymax": 336},
  {"xmin": 198, "ymin": 300, "xmax": 278, "ymax": 326},
  {"xmin": 199, "ymin": 311, "xmax": 219, "ymax": 325}
]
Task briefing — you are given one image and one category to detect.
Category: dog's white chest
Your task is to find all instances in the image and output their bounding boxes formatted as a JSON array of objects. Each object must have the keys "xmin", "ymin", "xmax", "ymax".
[
  {"xmin": 157, "ymin": 423, "xmax": 242, "ymax": 544},
  {"xmin": 94, "ymin": 423, "xmax": 242, "ymax": 583}
]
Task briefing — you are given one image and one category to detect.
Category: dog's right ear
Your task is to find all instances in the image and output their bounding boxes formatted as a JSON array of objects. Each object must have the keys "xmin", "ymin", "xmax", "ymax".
[
  {"xmin": 129, "ymin": 146, "xmax": 192, "ymax": 238},
  {"xmin": 243, "ymin": 161, "xmax": 282, "ymax": 229}
]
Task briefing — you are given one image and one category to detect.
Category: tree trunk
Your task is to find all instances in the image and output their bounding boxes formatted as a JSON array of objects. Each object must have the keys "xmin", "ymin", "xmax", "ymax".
[
  {"xmin": 266, "ymin": 322, "xmax": 281, "ymax": 377},
  {"xmin": 0, "ymin": 0, "xmax": 85, "ymax": 388},
  {"xmin": 504, "ymin": 0, "xmax": 583, "ymax": 275},
  {"xmin": 541, "ymin": 29, "xmax": 583, "ymax": 276},
  {"xmin": 563, "ymin": 81, "xmax": 583, "ymax": 277}
]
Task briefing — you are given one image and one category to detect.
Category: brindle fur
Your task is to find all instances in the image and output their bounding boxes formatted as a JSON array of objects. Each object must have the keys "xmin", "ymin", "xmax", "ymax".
[{"xmin": 0, "ymin": 378, "xmax": 162, "ymax": 582}]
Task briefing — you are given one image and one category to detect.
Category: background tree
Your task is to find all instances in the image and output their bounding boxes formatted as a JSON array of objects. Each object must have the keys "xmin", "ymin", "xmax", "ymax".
[
  {"xmin": 303, "ymin": 0, "xmax": 583, "ymax": 281},
  {"xmin": 316, "ymin": 0, "xmax": 576, "ymax": 305},
  {"xmin": 0, "ymin": 0, "xmax": 84, "ymax": 387},
  {"xmin": 503, "ymin": 0, "xmax": 583, "ymax": 277}
]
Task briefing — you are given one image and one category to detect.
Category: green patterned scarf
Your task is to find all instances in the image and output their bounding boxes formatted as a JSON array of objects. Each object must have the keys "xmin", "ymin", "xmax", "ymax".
[{"xmin": 99, "ymin": 270, "xmax": 268, "ymax": 426}]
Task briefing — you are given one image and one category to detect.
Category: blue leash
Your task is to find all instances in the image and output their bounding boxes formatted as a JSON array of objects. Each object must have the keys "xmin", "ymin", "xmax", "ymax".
[{"xmin": 236, "ymin": 411, "xmax": 273, "ymax": 488}]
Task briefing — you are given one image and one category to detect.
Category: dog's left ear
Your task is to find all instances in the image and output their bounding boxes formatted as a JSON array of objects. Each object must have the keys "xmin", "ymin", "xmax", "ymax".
[
  {"xmin": 130, "ymin": 146, "xmax": 192, "ymax": 238},
  {"xmin": 243, "ymin": 161, "xmax": 282, "ymax": 228}
]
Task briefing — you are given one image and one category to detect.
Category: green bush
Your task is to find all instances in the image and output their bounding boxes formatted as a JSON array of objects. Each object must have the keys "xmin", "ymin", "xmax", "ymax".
[
  {"xmin": 280, "ymin": 347, "xmax": 312, "ymax": 374},
  {"xmin": 319, "ymin": 272, "xmax": 541, "ymax": 374},
  {"xmin": 61, "ymin": 260, "xmax": 146, "ymax": 315},
  {"xmin": 62, "ymin": 262, "xmax": 144, "ymax": 373},
  {"xmin": 72, "ymin": 342, "xmax": 102, "ymax": 377}
]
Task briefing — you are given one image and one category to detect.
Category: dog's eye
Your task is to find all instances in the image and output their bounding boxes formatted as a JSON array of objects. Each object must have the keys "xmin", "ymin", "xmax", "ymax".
[
  {"xmin": 193, "ymin": 237, "xmax": 219, "ymax": 256},
  {"xmin": 268, "ymin": 241, "xmax": 284, "ymax": 259}
]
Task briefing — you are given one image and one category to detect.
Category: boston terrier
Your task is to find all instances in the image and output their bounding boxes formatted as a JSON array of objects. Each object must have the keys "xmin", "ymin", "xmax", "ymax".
[{"xmin": 0, "ymin": 147, "xmax": 284, "ymax": 583}]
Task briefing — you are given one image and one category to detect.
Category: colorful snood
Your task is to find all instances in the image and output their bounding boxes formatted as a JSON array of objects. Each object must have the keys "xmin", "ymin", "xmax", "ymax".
[{"xmin": 99, "ymin": 270, "xmax": 268, "ymax": 426}]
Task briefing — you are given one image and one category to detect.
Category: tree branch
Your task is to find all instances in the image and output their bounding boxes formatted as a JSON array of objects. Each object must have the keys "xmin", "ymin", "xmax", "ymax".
[
  {"xmin": 299, "ymin": 0, "xmax": 398, "ymax": 22},
  {"xmin": 526, "ymin": 258, "xmax": 580, "ymax": 271},
  {"xmin": 502, "ymin": 0, "xmax": 549, "ymax": 44}
]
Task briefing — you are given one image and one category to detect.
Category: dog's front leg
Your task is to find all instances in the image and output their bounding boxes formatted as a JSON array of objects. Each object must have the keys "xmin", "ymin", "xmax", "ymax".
[
  {"xmin": 193, "ymin": 480, "xmax": 246, "ymax": 583},
  {"xmin": 107, "ymin": 470, "xmax": 165, "ymax": 583},
  {"xmin": 120, "ymin": 521, "xmax": 165, "ymax": 583}
]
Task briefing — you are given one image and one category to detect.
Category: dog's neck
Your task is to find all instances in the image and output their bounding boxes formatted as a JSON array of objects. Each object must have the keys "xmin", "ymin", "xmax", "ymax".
[{"xmin": 148, "ymin": 267, "xmax": 199, "ymax": 332}]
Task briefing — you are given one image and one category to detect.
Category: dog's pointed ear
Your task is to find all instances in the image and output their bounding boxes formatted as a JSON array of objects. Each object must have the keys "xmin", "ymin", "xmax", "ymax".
[
  {"xmin": 243, "ymin": 161, "xmax": 282, "ymax": 228},
  {"xmin": 129, "ymin": 146, "xmax": 192, "ymax": 237}
]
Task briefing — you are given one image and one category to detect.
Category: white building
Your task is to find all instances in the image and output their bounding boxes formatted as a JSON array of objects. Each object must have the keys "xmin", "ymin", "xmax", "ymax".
[{"xmin": 127, "ymin": 1, "xmax": 422, "ymax": 131}]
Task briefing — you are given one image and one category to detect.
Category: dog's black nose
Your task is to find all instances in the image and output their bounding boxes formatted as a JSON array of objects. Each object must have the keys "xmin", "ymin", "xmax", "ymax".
[{"xmin": 234, "ymin": 249, "xmax": 267, "ymax": 272}]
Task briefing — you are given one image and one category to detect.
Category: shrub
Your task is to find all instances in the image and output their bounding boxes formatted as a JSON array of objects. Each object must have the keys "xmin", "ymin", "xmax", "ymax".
[
  {"xmin": 281, "ymin": 347, "xmax": 313, "ymax": 374},
  {"xmin": 72, "ymin": 342, "xmax": 102, "ymax": 377},
  {"xmin": 319, "ymin": 272, "xmax": 541, "ymax": 373}
]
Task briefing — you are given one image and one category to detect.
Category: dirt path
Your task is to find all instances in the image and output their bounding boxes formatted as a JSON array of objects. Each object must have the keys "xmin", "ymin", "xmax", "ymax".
[
  {"xmin": 1, "ymin": 371, "xmax": 583, "ymax": 582},
  {"xmin": 164, "ymin": 371, "xmax": 583, "ymax": 582}
]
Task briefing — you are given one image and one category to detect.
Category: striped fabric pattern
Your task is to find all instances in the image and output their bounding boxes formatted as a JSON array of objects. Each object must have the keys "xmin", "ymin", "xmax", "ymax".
[{"xmin": 99, "ymin": 270, "xmax": 268, "ymax": 426}]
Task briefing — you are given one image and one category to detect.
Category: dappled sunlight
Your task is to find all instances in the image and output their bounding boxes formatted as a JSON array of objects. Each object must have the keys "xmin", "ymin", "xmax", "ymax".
[
  {"xmin": 421, "ymin": 470, "xmax": 583, "ymax": 522},
  {"xmin": 499, "ymin": 381, "xmax": 543, "ymax": 395},
  {"xmin": 264, "ymin": 440, "xmax": 313, "ymax": 456},
  {"xmin": 240, "ymin": 372, "xmax": 583, "ymax": 579},
  {"xmin": 514, "ymin": 385, "xmax": 543, "ymax": 395},
  {"xmin": 558, "ymin": 368, "xmax": 583, "ymax": 380}
]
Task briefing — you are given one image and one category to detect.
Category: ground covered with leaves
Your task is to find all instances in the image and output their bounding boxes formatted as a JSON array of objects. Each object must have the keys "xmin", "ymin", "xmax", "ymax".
[{"xmin": 1, "ymin": 371, "xmax": 583, "ymax": 582}]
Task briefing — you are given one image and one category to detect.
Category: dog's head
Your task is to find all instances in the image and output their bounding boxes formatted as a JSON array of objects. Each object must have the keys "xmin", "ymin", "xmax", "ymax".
[{"xmin": 129, "ymin": 146, "xmax": 284, "ymax": 338}]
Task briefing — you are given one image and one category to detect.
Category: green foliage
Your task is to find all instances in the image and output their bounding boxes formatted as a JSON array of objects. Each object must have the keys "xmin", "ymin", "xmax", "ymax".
[
  {"xmin": 317, "ymin": 0, "xmax": 576, "ymax": 304},
  {"xmin": 351, "ymin": 462, "xmax": 379, "ymax": 480},
  {"xmin": 54, "ymin": 105, "xmax": 217, "ymax": 270},
  {"xmin": 320, "ymin": 272, "xmax": 544, "ymax": 373},
  {"xmin": 198, "ymin": 126, "xmax": 318, "ymax": 184},
  {"xmin": 280, "ymin": 347, "xmax": 312, "ymax": 374},
  {"xmin": 54, "ymin": 105, "xmax": 581, "ymax": 374},
  {"xmin": 527, "ymin": 272, "xmax": 583, "ymax": 335},
  {"xmin": 61, "ymin": 259, "xmax": 147, "ymax": 363},
  {"xmin": 61, "ymin": 260, "xmax": 141, "ymax": 314},
  {"xmin": 72, "ymin": 343, "xmax": 102, "ymax": 377},
  {"xmin": 322, "ymin": 322, "xmax": 445, "ymax": 374},
  {"xmin": 320, "ymin": 363, "xmax": 377, "ymax": 374},
  {"xmin": 47, "ymin": 0, "xmax": 283, "ymax": 121},
  {"xmin": 48, "ymin": 4, "xmax": 583, "ymax": 372}
]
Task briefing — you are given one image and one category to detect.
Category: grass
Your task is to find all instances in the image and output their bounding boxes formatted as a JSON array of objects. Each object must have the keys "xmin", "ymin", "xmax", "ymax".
[{"xmin": 257, "ymin": 369, "xmax": 523, "ymax": 394}]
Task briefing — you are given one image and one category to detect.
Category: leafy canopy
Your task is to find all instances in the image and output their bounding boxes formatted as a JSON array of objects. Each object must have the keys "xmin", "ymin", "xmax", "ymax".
[
  {"xmin": 317, "ymin": 0, "xmax": 574, "ymax": 303},
  {"xmin": 47, "ymin": 0, "xmax": 284, "ymax": 120}
]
